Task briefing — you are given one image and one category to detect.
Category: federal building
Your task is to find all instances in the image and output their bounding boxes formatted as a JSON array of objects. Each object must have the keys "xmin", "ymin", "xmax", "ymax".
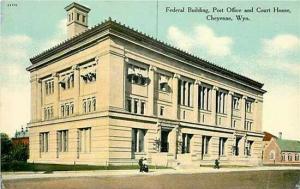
[{"xmin": 27, "ymin": 2, "xmax": 266, "ymax": 166}]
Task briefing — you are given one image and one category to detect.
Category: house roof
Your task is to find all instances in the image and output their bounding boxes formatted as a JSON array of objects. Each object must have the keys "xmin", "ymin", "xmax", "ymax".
[
  {"xmin": 27, "ymin": 18, "xmax": 265, "ymax": 92},
  {"xmin": 277, "ymin": 139, "xmax": 300, "ymax": 152},
  {"xmin": 263, "ymin": 132, "xmax": 277, "ymax": 141}
]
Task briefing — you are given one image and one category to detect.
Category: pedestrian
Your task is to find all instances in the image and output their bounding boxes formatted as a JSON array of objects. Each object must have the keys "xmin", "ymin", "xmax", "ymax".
[
  {"xmin": 138, "ymin": 157, "xmax": 143, "ymax": 172},
  {"xmin": 214, "ymin": 159, "xmax": 220, "ymax": 169},
  {"xmin": 142, "ymin": 158, "xmax": 149, "ymax": 173}
]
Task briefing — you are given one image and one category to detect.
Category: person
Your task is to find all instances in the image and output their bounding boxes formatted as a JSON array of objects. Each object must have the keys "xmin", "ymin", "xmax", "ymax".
[
  {"xmin": 214, "ymin": 159, "xmax": 220, "ymax": 169},
  {"xmin": 138, "ymin": 157, "xmax": 143, "ymax": 172},
  {"xmin": 142, "ymin": 158, "xmax": 149, "ymax": 173}
]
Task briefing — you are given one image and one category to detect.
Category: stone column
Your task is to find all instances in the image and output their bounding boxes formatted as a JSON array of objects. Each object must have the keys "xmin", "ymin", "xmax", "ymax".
[
  {"xmin": 72, "ymin": 65, "xmax": 80, "ymax": 115},
  {"xmin": 193, "ymin": 80, "xmax": 200, "ymax": 122},
  {"xmin": 52, "ymin": 72, "xmax": 59, "ymax": 119},
  {"xmin": 227, "ymin": 91, "xmax": 234, "ymax": 128},
  {"xmin": 172, "ymin": 74, "xmax": 180, "ymax": 119},
  {"xmin": 148, "ymin": 65, "xmax": 156, "ymax": 116},
  {"xmin": 211, "ymin": 86, "xmax": 218, "ymax": 125},
  {"xmin": 241, "ymin": 96, "xmax": 247, "ymax": 130},
  {"xmin": 184, "ymin": 81, "xmax": 189, "ymax": 106},
  {"xmin": 36, "ymin": 78, "xmax": 42, "ymax": 121}
]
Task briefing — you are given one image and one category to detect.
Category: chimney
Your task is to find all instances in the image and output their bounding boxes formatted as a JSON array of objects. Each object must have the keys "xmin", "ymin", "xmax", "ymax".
[
  {"xmin": 278, "ymin": 132, "xmax": 282, "ymax": 139},
  {"xmin": 65, "ymin": 2, "xmax": 90, "ymax": 38}
]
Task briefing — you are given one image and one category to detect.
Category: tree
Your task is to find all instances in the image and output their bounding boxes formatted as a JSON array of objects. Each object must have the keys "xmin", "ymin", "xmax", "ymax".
[{"xmin": 1, "ymin": 133, "xmax": 12, "ymax": 162}]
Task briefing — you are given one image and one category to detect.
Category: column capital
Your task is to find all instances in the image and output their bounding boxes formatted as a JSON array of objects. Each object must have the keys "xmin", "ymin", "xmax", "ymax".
[
  {"xmin": 173, "ymin": 73, "xmax": 180, "ymax": 79},
  {"xmin": 38, "ymin": 78, "xmax": 42, "ymax": 83},
  {"xmin": 213, "ymin": 86, "xmax": 219, "ymax": 91},
  {"xmin": 72, "ymin": 64, "xmax": 79, "ymax": 70},
  {"xmin": 194, "ymin": 80, "xmax": 201, "ymax": 85},
  {"xmin": 95, "ymin": 56, "xmax": 100, "ymax": 62},
  {"xmin": 228, "ymin": 91, "xmax": 234, "ymax": 96},
  {"xmin": 242, "ymin": 96, "xmax": 247, "ymax": 100},
  {"xmin": 149, "ymin": 65, "xmax": 157, "ymax": 72},
  {"xmin": 52, "ymin": 72, "xmax": 59, "ymax": 77}
]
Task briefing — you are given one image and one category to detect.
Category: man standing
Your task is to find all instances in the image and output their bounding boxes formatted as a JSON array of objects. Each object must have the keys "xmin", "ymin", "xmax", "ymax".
[{"xmin": 138, "ymin": 157, "xmax": 143, "ymax": 172}]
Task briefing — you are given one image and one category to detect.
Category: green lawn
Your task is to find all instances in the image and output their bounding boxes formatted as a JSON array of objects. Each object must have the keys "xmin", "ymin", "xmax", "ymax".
[{"xmin": 1, "ymin": 161, "xmax": 169, "ymax": 172}]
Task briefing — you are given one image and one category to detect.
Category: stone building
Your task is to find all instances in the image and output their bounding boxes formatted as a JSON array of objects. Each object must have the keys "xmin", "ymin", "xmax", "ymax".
[{"xmin": 26, "ymin": 2, "xmax": 266, "ymax": 166}]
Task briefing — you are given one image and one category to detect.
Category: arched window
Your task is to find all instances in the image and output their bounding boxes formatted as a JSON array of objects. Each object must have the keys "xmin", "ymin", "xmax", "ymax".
[{"xmin": 269, "ymin": 150, "xmax": 275, "ymax": 160}]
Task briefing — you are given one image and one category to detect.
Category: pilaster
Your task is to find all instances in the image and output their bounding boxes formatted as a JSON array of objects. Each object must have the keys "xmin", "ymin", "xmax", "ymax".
[
  {"xmin": 172, "ymin": 74, "xmax": 180, "ymax": 119},
  {"xmin": 227, "ymin": 91, "xmax": 234, "ymax": 127},
  {"xmin": 72, "ymin": 64, "xmax": 80, "ymax": 115},
  {"xmin": 211, "ymin": 86, "xmax": 218, "ymax": 125},
  {"xmin": 241, "ymin": 96, "xmax": 247, "ymax": 130},
  {"xmin": 52, "ymin": 72, "xmax": 59, "ymax": 119},
  {"xmin": 147, "ymin": 65, "xmax": 156, "ymax": 116},
  {"xmin": 193, "ymin": 80, "xmax": 200, "ymax": 122}
]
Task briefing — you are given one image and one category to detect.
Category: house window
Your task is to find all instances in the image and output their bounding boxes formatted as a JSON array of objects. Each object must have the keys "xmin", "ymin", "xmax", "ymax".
[
  {"xmin": 270, "ymin": 150, "xmax": 275, "ymax": 160},
  {"xmin": 282, "ymin": 153, "xmax": 286, "ymax": 161},
  {"xmin": 126, "ymin": 99, "xmax": 132, "ymax": 113},
  {"xmin": 57, "ymin": 130, "xmax": 68, "ymax": 152},
  {"xmin": 178, "ymin": 80, "xmax": 193, "ymax": 107},
  {"xmin": 245, "ymin": 141, "xmax": 253, "ymax": 156},
  {"xmin": 61, "ymin": 102, "xmax": 74, "ymax": 117},
  {"xmin": 82, "ymin": 15, "xmax": 86, "ymax": 22},
  {"xmin": 288, "ymin": 153, "xmax": 293, "ymax": 161},
  {"xmin": 233, "ymin": 97, "xmax": 240, "ymax": 110},
  {"xmin": 245, "ymin": 121, "xmax": 252, "ymax": 131},
  {"xmin": 216, "ymin": 91, "xmax": 226, "ymax": 114},
  {"xmin": 159, "ymin": 75, "xmax": 169, "ymax": 92},
  {"xmin": 219, "ymin": 137, "xmax": 227, "ymax": 156},
  {"xmin": 140, "ymin": 101, "xmax": 145, "ymax": 115},
  {"xmin": 199, "ymin": 85, "xmax": 210, "ymax": 111},
  {"xmin": 160, "ymin": 106, "xmax": 164, "ymax": 116},
  {"xmin": 127, "ymin": 64, "xmax": 148, "ymax": 85},
  {"xmin": 202, "ymin": 136, "xmax": 211, "ymax": 155},
  {"xmin": 295, "ymin": 154, "xmax": 299, "ymax": 161},
  {"xmin": 132, "ymin": 128, "xmax": 146, "ymax": 153},
  {"xmin": 83, "ymin": 97, "xmax": 96, "ymax": 114},
  {"xmin": 40, "ymin": 132, "xmax": 49, "ymax": 152},
  {"xmin": 44, "ymin": 106, "xmax": 53, "ymax": 120},
  {"xmin": 78, "ymin": 128, "xmax": 91, "ymax": 153},
  {"xmin": 182, "ymin": 133, "xmax": 193, "ymax": 154},
  {"xmin": 246, "ymin": 101, "xmax": 252, "ymax": 113},
  {"xmin": 45, "ymin": 80, "xmax": 54, "ymax": 95}
]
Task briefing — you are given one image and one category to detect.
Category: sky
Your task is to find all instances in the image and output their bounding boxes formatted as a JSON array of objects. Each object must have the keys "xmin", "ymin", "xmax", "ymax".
[{"xmin": 0, "ymin": 0, "xmax": 299, "ymax": 140}]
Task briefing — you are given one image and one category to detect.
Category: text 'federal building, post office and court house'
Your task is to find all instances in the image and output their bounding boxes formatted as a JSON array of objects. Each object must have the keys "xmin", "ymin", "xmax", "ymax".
[{"xmin": 26, "ymin": 2, "xmax": 266, "ymax": 166}]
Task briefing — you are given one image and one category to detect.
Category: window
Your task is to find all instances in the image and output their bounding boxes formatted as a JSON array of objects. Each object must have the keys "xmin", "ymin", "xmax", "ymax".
[
  {"xmin": 40, "ymin": 132, "xmax": 49, "ymax": 152},
  {"xmin": 246, "ymin": 101, "xmax": 252, "ymax": 113},
  {"xmin": 233, "ymin": 137, "xmax": 241, "ymax": 156},
  {"xmin": 178, "ymin": 80, "xmax": 193, "ymax": 107},
  {"xmin": 288, "ymin": 153, "xmax": 293, "ymax": 161},
  {"xmin": 61, "ymin": 102, "xmax": 74, "ymax": 117},
  {"xmin": 199, "ymin": 85, "xmax": 210, "ymax": 111},
  {"xmin": 219, "ymin": 138, "xmax": 227, "ymax": 156},
  {"xmin": 78, "ymin": 128, "xmax": 91, "ymax": 153},
  {"xmin": 160, "ymin": 106, "xmax": 164, "ymax": 116},
  {"xmin": 159, "ymin": 75, "xmax": 169, "ymax": 92},
  {"xmin": 44, "ymin": 106, "xmax": 53, "ymax": 120},
  {"xmin": 270, "ymin": 150, "xmax": 275, "ymax": 160},
  {"xmin": 45, "ymin": 80, "xmax": 54, "ymax": 95},
  {"xmin": 59, "ymin": 73, "xmax": 74, "ymax": 90},
  {"xmin": 295, "ymin": 154, "xmax": 299, "ymax": 161},
  {"xmin": 132, "ymin": 128, "xmax": 146, "ymax": 153},
  {"xmin": 69, "ymin": 14, "xmax": 71, "ymax": 22},
  {"xmin": 233, "ymin": 97, "xmax": 240, "ymax": 110},
  {"xmin": 140, "ymin": 101, "xmax": 145, "ymax": 115},
  {"xmin": 82, "ymin": 15, "xmax": 86, "ymax": 22},
  {"xmin": 216, "ymin": 91, "xmax": 226, "ymax": 114},
  {"xmin": 126, "ymin": 99, "xmax": 132, "ymax": 113},
  {"xmin": 232, "ymin": 120, "xmax": 236, "ymax": 128},
  {"xmin": 77, "ymin": 13, "xmax": 80, "ymax": 21},
  {"xmin": 57, "ymin": 130, "xmax": 68, "ymax": 152},
  {"xmin": 282, "ymin": 153, "xmax": 286, "ymax": 161},
  {"xmin": 83, "ymin": 97, "xmax": 96, "ymax": 113},
  {"xmin": 182, "ymin": 133, "xmax": 193, "ymax": 154},
  {"xmin": 134, "ymin": 100, "xmax": 138, "ymax": 114},
  {"xmin": 127, "ymin": 64, "xmax": 148, "ymax": 85},
  {"xmin": 245, "ymin": 121, "xmax": 252, "ymax": 131},
  {"xmin": 245, "ymin": 141, "xmax": 253, "ymax": 156},
  {"xmin": 202, "ymin": 136, "xmax": 211, "ymax": 155}
]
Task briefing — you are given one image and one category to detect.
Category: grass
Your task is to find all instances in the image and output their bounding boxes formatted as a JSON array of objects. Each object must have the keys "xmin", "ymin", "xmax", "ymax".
[{"xmin": 1, "ymin": 161, "xmax": 169, "ymax": 172}]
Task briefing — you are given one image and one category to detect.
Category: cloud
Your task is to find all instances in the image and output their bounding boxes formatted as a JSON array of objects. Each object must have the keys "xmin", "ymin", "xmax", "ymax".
[
  {"xmin": 167, "ymin": 25, "xmax": 233, "ymax": 57},
  {"xmin": 262, "ymin": 34, "xmax": 300, "ymax": 57}
]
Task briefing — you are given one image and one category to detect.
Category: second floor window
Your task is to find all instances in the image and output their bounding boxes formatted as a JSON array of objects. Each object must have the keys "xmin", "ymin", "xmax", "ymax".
[
  {"xmin": 245, "ymin": 121, "xmax": 252, "ymax": 131},
  {"xmin": 233, "ymin": 96, "xmax": 240, "ymax": 110},
  {"xmin": 45, "ymin": 80, "xmax": 54, "ymax": 95},
  {"xmin": 178, "ymin": 80, "xmax": 193, "ymax": 107},
  {"xmin": 126, "ymin": 98, "xmax": 145, "ymax": 115},
  {"xmin": 59, "ymin": 73, "xmax": 74, "ymax": 90},
  {"xmin": 246, "ymin": 101, "xmax": 252, "ymax": 113},
  {"xmin": 83, "ymin": 97, "xmax": 96, "ymax": 114},
  {"xmin": 61, "ymin": 102, "xmax": 74, "ymax": 117},
  {"xmin": 44, "ymin": 106, "xmax": 53, "ymax": 120},
  {"xmin": 216, "ymin": 91, "xmax": 226, "ymax": 114}
]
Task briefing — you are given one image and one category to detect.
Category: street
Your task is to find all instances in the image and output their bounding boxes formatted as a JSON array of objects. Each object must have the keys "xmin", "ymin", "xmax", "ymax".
[{"xmin": 3, "ymin": 169, "xmax": 300, "ymax": 189}]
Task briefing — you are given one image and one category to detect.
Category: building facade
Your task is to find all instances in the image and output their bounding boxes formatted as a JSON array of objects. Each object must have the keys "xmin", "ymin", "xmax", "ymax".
[
  {"xmin": 263, "ymin": 134, "xmax": 300, "ymax": 165},
  {"xmin": 27, "ymin": 2, "xmax": 266, "ymax": 166}
]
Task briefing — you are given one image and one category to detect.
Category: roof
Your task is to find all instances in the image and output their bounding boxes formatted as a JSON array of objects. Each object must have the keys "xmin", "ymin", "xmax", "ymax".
[
  {"xmin": 27, "ymin": 18, "xmax": 265, "ymax": 92},
  {"xmin": 277, "ymin": 139, "xmax": 300, "ymax": 152},
  {"xmin": 263, "ymin": 132, "xmax": 277, "ymax": 141},
  {"xmin": 13, "ymin": 128, "xmax": 29, "ymax": 138},
  {"xmin": 64, "ymin": 2, "xmax": 90, "ymax": 12}
]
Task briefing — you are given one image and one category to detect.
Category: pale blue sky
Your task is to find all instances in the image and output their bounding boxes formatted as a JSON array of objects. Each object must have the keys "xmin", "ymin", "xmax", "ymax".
[{"xmin": 0, "ymin": 1, "xmax": 299, "ymax": 139}]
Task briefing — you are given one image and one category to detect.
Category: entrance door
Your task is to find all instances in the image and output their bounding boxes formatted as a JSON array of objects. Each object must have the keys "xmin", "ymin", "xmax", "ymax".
[{"xmin": 161, "ymin": 130, "xmax": 170, "ymax": 152}]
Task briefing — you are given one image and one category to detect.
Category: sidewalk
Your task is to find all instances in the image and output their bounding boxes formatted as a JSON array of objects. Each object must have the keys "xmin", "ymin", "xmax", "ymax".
[{"xmin": 2, "ymin": 166, "xmax": 300, "ymax": 181}]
